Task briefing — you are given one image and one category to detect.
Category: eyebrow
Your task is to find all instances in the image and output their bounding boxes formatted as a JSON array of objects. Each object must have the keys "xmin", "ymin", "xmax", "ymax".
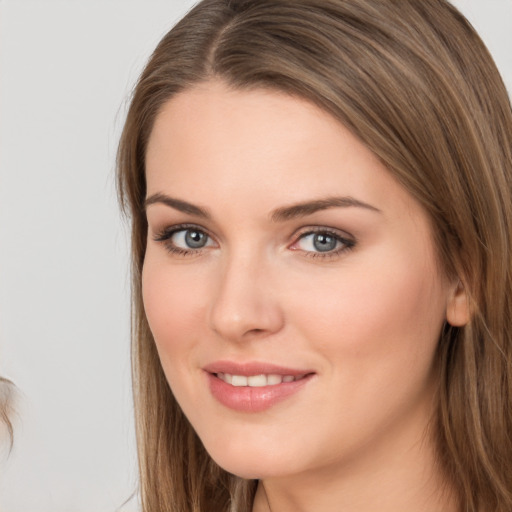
[
  {"xmin": 144, "ymin": 193, "xmax": 380, "ymax": 221},
  {"xmin": 144, "ymin": 193, "xmax": 211, "ymax": 219},
  {"xmin": 270, "ymin": 196, "xmax": 381, "ymax": 222}
]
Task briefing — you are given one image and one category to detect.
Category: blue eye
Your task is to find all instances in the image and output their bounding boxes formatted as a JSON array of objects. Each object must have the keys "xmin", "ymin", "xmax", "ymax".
[
  {"xmin": 293, "ymin": 230, "xmax": 354, "ymax": 256},
  {"xmin": 154, "ymin": 225, "xmax": 215, "ymax": 255},
  {"xmin": 301, "ymin": 233, "xmax": 338, "ymax": 252},
  {"xmin": 172, "ymin": 229, "xmax": 210, "ymax": 249}
]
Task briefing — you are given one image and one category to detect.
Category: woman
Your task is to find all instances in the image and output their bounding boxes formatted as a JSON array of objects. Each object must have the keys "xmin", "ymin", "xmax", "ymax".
[{"xmin": 117, "ymin": 0, "xmax": 512, "ymax": 510}]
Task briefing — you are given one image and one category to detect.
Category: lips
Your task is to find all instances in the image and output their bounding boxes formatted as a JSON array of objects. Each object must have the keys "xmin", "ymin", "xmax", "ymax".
[{"xmin": 203, "ymin": 361, "xmax": 315, "ymax": 412}]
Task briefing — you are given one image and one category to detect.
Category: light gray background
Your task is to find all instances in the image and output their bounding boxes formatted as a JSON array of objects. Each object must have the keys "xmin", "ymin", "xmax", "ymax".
[{"xmin": 0, "ymin": 1, "xmax": 510, "ymax": 511}]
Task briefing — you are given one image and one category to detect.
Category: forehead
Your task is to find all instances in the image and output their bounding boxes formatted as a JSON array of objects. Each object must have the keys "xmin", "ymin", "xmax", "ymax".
[
  {"xmin": 145, "ymin": 80, "xmax": 417, "ymax": 223},
  {"xmin": 147, "ymin": 81, "xmax": 344, "ymax": 166}
]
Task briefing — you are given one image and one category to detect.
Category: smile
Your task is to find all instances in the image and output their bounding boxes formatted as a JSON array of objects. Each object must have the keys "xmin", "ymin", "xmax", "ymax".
[
  {"xmin": 215, "ymin": 373, "xmax": 306, "ymax": 387},
  {"xmin": 204, "ymin": 362, "xmax": 315, "ymax": 413}
]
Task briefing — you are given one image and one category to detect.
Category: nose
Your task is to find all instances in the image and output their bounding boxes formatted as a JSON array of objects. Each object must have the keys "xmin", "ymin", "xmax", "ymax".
[{"xmin": 208, "ymin": 251, "xmax": 285, "ymax": 342}]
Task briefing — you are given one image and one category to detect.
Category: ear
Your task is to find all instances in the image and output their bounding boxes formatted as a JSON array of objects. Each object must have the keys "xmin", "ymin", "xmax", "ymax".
[{"xmin": 446, "ymin": 279, "xmax": 471, "ymax": 327}]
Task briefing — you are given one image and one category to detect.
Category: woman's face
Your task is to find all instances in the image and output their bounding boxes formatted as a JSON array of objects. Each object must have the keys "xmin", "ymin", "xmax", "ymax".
[{"xmin": 143, "ymin": 81, "xmax": 461, "ymax": 480}]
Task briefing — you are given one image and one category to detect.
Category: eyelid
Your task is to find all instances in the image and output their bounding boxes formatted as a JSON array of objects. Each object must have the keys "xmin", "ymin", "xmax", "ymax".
[
  {"xmin": 291, "ymin": 225, "xmax": 355, "ymax": 242},
  {"xmin": 152, "ymin": 223, "xmax": 217, "ymax": 256},
  {"xmin": 289, "ymin": 226, "xmax": 356, "ymax": 257},
  {"xmin": 151, "ymin": 222, "xmax": 355, "ymax": 259}
]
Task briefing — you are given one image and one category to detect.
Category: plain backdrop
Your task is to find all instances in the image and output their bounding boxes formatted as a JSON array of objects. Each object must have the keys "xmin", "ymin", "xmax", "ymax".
[{"xmin": 0, "ymin": 1, "xmax": 510, "ymax": 511}]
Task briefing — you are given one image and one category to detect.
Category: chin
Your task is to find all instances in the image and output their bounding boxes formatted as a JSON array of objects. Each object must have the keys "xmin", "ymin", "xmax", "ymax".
[
  {"xmin": 200, "ymin": 430, "xmax": 306, "ymax": 480},
  {"xmin": 211, "ymin": 457, "xmax": 288, "ymax": 480}
]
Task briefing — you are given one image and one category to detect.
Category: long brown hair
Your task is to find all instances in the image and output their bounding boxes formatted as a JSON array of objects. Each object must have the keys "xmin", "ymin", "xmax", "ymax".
[{"xmin": 117, "ymin": 1, "xmax": 512, "ymax": 510}]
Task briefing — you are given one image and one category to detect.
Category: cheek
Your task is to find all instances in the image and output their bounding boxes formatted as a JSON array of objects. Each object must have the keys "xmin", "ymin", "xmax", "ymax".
[
  {"xmin": 288, "ymin": 251, "xmax": 447, "ymax": 365},
  {"xmin": 279, "ymin": 253, "xmax": 447, "ymax": 461},
  {"xmin": 141, "ymin": 258, "xmax": 209, "ymax": 370}
]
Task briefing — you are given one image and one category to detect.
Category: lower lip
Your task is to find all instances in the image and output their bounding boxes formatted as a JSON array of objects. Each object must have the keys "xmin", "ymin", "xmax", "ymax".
[{"xmin": 206, "ymin": 372, "xmax": 313, "ymax": 413}]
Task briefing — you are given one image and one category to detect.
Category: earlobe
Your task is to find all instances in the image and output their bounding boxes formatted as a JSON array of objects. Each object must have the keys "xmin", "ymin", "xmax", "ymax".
[{"xmin": 446, "ymin": 280, "xmax": 471, "ymax": 327}]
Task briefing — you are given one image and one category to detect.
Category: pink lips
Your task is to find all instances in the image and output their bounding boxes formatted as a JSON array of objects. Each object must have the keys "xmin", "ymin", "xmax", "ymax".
[{"xmin": 203, "ymin": 361, "xmax": 314, "ymax": 413}]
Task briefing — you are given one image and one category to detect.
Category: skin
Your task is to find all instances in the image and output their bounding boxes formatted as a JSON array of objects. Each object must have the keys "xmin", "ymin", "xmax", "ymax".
[{"xmin": 143, "ymin": 80, "xmax": 468, "ymax": 512}]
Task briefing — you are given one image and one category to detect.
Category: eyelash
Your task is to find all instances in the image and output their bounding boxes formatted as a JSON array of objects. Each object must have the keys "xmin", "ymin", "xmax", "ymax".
[
  {"xmin": 153, "ymin": 224, "xmax": 212, "ymax": 257},
  {"xmin": 291, "ymin": 227, "xmax": 355, "ymax": 260},
  {"xmin": 152, "ymin": 224, "xmax": 356, "ymax": 259}
]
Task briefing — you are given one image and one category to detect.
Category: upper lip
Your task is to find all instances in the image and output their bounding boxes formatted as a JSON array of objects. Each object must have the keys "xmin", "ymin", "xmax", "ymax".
[{"xmin": 203, "ymin": 360, "xmax": 314, "ymax": 376}]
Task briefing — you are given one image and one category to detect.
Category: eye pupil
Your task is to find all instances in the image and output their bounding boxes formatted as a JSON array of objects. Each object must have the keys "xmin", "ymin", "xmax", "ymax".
[
  {"xmin": 185, "ymin": 230, "xmax": 207, "ymax": 248},
  {"xmin": 313, "ymin": 233, "xmax": 337, "ymax": 252}
]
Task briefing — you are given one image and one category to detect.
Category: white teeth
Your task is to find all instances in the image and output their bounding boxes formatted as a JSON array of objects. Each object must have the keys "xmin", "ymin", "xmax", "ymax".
[
  {"xmin": 217, "ymin": 373, "xmax": 303, "ymax": 387},
  {"xmin": 247, "ymin": 375, "xmax": 267, "ymax": 387},
  {"xmin": 267, "ymin": 374, "xmax": 283, "ymax": 385},
  {"xmin": 232, "ymin": 375, "xmax": 248, "ymax": 387}
]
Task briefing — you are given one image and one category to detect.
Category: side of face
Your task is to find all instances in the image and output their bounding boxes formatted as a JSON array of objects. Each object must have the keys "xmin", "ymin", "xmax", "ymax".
[{"xmin": 142, "ymin": 80, "xmax": 468, "ymax": 480}]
